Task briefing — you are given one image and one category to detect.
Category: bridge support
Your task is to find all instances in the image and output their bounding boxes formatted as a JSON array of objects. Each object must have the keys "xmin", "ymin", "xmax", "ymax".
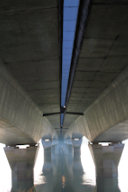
[
  {"xmin": 42, "ymin": 136, "xmax": 52, "ymax": 173},
  {"xmin": 72, "ymin": 136, "xmax": 82, "ymax": 161},
  {"xmin": 4, "ymin": 145, "xmax": 38, "ymax": 192},
  {"xmin": 89, "ymin": 143, "xmax": 124, "ymax": 192},
  {"xmin": 72, "ymin": 136, "xmax": 83, "ymax": 190}
]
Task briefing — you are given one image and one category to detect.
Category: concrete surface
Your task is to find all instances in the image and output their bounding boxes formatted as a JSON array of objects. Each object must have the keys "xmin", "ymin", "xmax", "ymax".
[
  {"xmin": 4, "ymin": 145, "xmax": 38, "ymax": 191},
  {"xmin": 0, "ymin": 0, "xmax": 128, "ymax": 144},
  {"xmin": 0, "ymin": 62, "xmax": 55, "ymax": 145},
  {"xmin": 72, "ymin": 137, "xmax": 82, "ymax": 161},
  {"xmin": 63, "ymin": 0, "xmax": 128, "ymax": 134},
  {"xmin": 66, "ymin": 66, "xmax": 128, "ymax": 142},
  {"xmin": 0, "ymin": 0, "xmax": 60, "ymax": 129},
  {"xmin": 89, "ymin": 143, "xmax": 124, "ymax": 192}
]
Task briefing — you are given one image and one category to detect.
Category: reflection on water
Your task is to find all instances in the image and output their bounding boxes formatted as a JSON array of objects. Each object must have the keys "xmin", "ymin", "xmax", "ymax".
[
  {"xmin": 35, "ymin": 137, "xmax": 95, "ymax": 192},
  {"xmin": 0, "ymin": 138, "xmax": 128, "ymax": 191}
]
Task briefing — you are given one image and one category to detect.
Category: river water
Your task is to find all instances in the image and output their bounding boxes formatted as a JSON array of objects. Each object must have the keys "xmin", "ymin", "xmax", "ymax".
[{"xmin": 0, "ymin": 137, "xmax": 128, "ymax": 192}]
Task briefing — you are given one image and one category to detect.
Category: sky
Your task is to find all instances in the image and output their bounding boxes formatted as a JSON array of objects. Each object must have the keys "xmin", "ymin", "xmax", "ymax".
[{"xmin": 61, "ymin": 0, "xmax": 80, "ymax": 126}]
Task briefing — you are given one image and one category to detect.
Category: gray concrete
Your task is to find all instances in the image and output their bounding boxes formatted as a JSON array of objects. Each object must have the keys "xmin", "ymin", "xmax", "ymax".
[
  {"xmin": 0, "ymin": 0, "xmax": 128, "ymax": 145},
  {"xmin": 72, "ymin": 136, "xmax": 82, "ymax": 161},
  {"xmin": 42, "ymin": 135, "xmax": 52, "ymax": 162},
  {"xmin": 0, "ymin": 62, "xmax": 55, "ymax": 145},
  {"xmin": 89, "ymin": 143, "xmax": 124, "ymax": 192},
  {"xmin": 63, "ymin": 0, "xmax": 128, "ymax": 140},
  {"xmin": 4, "ymin": 145, "xmax": 38, "ymax": 192},
  {"xmin": 66, "ymin": 66, "xmax": 128, "ymax": 142},
  {"xmin": 0, "ymin": 0, "xmax": 60, "ymax": 129},
  {"xmin": 42, "ymin": 140, "xmax": 52, "ymax": 176},
  {"xmin": 0, "ymin": 1, "xmax": 128, "ymax": 191}
]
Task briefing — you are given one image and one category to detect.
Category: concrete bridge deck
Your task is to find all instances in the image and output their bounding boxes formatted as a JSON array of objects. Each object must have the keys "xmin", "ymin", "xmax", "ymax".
[
  {"xmin": 0, "ymin": 0, "xmax": 127, "ymax": 145},
  {"xmin": 0, "ymin": 1, "xmax": 128, "ymax": 190}
]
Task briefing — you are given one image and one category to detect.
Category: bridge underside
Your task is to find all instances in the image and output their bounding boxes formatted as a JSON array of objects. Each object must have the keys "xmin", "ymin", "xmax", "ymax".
[
  {"xmin": 64, "ymin": 0, "xmax": 128, "ymax": 143},
  {"xmin": 66, "ymin": 66, "xmax": 128, "ymax": 142},
  {"xmin": 0, "ymin": 0, "xmax": 128, "ymax": 144},
  {"xmin": 0, "ymin": 0, "xmax": 60, "ymax": 145}
]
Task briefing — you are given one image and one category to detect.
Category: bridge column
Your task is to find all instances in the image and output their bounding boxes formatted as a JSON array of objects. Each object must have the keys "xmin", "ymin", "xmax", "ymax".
[
  {"xmin": 89, "ymin": 143, "xmax": 124, "ymax": 192},
  {"xmin": 42, "ymin": 136, "xmax": 52, "ymax": 173},
  {"xmin": 72, "ymin": 136, "xmax": 82, "ymax": 161},
  {"xmin": 4, "ymin": 145, "xmax": 38, "ymax": 192},
  {"xmin": 72, "ymin": 136, "xmax": 83, "ymax": 190}
]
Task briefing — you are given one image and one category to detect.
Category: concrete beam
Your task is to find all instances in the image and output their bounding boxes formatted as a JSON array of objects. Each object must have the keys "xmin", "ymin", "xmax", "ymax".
[
  {"xmin": 0, "ymin": 62, "xmax": 54, "ymax": 145},
  {"xmin": 67, "ymin": 67, "xmax": 128, "ymax": 142}
]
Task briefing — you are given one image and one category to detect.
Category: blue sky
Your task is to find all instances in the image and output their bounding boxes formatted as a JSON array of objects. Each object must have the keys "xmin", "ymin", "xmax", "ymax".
[{"xmin": 61, "ymin": 0, "xmax": 80, "ymax": 126}]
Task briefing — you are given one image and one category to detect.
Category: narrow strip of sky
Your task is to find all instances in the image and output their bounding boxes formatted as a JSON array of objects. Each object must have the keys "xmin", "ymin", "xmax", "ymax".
[{"xmin": 61, "ymin": 0, "xmax": 80, "ymax": 127}]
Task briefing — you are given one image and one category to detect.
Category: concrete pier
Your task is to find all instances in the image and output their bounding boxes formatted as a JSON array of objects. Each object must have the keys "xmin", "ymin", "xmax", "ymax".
[
  {"xmin": 72, "ymin": 137, "xmax": 84, "ymax": 191},
  {"xmin": 41, "ymin": 136, "xmax": 53, "ymax": 191},
  {"xmin": 4, "ymin": 145, "xmax": 38, "ymax": 192},
  {"xmin": 42, "ymin": 136, "xmax": 52, "ymax": 174},
  {"xmin": 72, "ymin": 136, "xmax": 82, "ymax": 161},
  {"xmin": 42, "ymin": 136, "xmax": 52, "ymax": 162},
  {"xmin": 89, "ymin": 143, "xmax": 124, "ymax": 192}
]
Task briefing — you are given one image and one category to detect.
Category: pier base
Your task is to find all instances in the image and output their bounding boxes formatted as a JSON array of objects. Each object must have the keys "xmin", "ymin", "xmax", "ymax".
[{"xmin": 4, "ymin": 145, "xmax": 38, "ymax": 192}]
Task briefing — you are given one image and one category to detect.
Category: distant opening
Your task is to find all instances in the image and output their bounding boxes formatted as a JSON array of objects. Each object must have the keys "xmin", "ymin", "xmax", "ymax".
[
  {"xmin": 118, "ymin": 139, "xmax": 128, "ymax": 191},
  {"xmin": 98, "ymin": 142, "xmax": 112, "ymax": 146},
  {"xmin": 73, "ymin": 138, "xmax": 80, "ymax": 141},
  {"xmin": 80, "ymin": 136, "xmax": 96, "ymax": 184},
  {"xmin": 0, "ymin": 143, "xmax": 11, "ymax": 191},
  {"xmin": 16, "ymin": 144, "xmax": 30, "ymax": 149},
  {"xmin": 34, "ymin": 140, "xmax": 45, "ymax": 185}
]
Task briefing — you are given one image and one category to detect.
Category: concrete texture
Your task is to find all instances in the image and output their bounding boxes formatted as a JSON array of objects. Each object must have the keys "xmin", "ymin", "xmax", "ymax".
[
  {"xmin": 67, "ymin": 66, "xmax": 128, "ymax": 142},
  {"xmin": 0, "ymin": 62, "xmax": 55, "ymax": 145},
  {"xmin": 63, "ymin": 0, "xmax": 128, "ymax": 130},
  {"xmin": 89, "ymin": 143, "xmax": 124, "ymax": 192},
  {"xmin": 4, "ymin": 145, "xmax": 38, "ymax": 192},
  {"xmin": 0, "ymin": 0, "xmax": 128, "ymax": 144},
  {"xmin": 42, "ymin": 135, "xmax": 52, "ymax": 165},
  {"xmin": 42, "ymin": 135, "xmax": 52, "ymax": 149},
  {"xmin": 72, "ymin": 137, "xmax": 82, "ymax": 161},
  {"xmin": 0, "ymin": 0, "xmax": 60, "ymax": 128}
]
